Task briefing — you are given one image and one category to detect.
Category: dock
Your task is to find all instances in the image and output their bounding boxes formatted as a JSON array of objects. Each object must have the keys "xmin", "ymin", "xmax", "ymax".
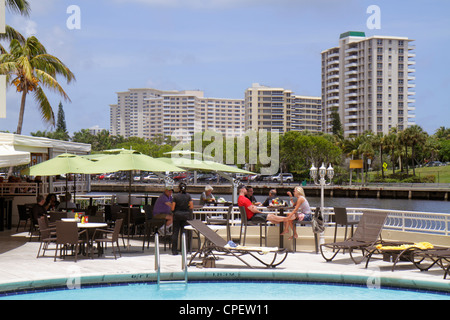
[{"xmin": 90, "ymin": 183, "xmax": 449, "ymax": 201}]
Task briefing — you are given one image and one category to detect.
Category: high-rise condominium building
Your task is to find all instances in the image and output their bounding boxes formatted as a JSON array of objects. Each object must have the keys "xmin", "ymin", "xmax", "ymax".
[
  {"xmin": 321, "ymin": 31, "xmax": 416, "ymax": 137},
  {"xmin": 110, "ymin": 88, "xmax": 245, "ymax": 141},
  {"xmin": 244, "ymin": 83, "xmax": 322, "ymax": 134}
]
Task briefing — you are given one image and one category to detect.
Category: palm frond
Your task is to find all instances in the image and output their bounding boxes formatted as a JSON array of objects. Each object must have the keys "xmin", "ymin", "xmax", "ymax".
[
  {"xmin": 32, "ymin": 86, "xmax": 55, "ymax": 126},
  {"xmin": 6, "ymin": 0, "xmax": 31, "ymax": 16},
  {"xmin": 34, "ymin": 69, "xmax": 71, "ymax": 102}
]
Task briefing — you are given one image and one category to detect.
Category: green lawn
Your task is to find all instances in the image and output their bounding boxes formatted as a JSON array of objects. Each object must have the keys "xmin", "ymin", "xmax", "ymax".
[
  {"xmin": 370, "ymin": 164, "xmax": 450, "ymax": 183},
  {"xmin": 413, "ymin": 165, "xmax": 450, "ymax": 183}
]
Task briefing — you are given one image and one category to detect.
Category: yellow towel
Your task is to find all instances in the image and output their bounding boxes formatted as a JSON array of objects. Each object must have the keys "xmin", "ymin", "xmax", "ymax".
[
  {"xmin": 224, "ymin": 244, "xmax": 278, "ymax": 254},
  {"xmin": 376, "ymin": 242, "xmax": 434, "ymax": 251}
]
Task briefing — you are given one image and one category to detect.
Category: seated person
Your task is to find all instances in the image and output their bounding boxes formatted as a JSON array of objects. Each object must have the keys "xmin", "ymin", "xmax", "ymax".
[
  {"xmin": 44, "ymin": 193, "xmax": 59, "ymax": 211},
  {"xmin": 57, "ymin": 193, "xmax": 77, "ymax": 211},
  {"xmin": 237, "ymin": 185, "xmax": 284, "ymax": 225},
  {"xmin": 262, "ymin": 189, "xmax": 278, "ymax": 206},
  {"xmin": 281, "ymin": 186, "xmax": 312, "ymax": 239},
  {"xmin": 153, "ymin": 186, "xmax": 173, "ymax": 231},
  {"xmin": 199, "ymin": 185, "xmax": 216, "ymax": 205},
  {"xmin": 245, "ymin": 186, "xmax": 261, "ymax": 206},
  {"xmin": 31, "ymin": 195, "xmax": 47, "ymax": 223}
]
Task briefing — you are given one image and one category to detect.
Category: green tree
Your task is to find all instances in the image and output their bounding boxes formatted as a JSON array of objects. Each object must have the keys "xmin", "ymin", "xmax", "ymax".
[
  {"xmin": 402, "ymin": 125, "xmax": 427, "ymax": 175},
  {"xmin": 372, "ymin": 132, "xmax": 386, "ymax": 179},
  {"xmin": 6, "ymin": 0, "xmax": 30, "ymax": 16},
  {"xmin": 54, "ymin": 102, "xmax": 69, "ymax": 140},
  {"xmin": 0, "ymin": 31, "xmax": 75, "ymax": 134},
  {"xmin": 330, "ymin": 110, "xmax": 343, "ymax": 139}
]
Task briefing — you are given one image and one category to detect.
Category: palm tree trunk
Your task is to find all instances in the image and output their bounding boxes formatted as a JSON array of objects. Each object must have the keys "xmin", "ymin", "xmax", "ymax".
[{"xmin": 16, "ymin": 89, "xmax": 27, "ymax": 135}]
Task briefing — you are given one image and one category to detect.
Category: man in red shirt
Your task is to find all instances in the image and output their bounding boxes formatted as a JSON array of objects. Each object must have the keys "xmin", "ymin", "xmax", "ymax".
[{"xmin": 237, "ymin": 185, "xmax": 284, "ymax": 224}]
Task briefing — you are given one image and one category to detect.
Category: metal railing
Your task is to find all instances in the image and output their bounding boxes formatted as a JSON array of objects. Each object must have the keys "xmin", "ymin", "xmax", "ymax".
[
  {"xmin": 193, "ymin": 205, "xmax": 450, "ymax": 236},
  {"xmin": 154, "ymin": 232, "xmax": 188, "ymax": 288}
]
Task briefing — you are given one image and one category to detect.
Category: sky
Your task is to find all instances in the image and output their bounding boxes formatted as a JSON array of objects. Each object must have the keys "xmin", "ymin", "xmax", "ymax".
[{"xmin": 1, "ymin": 0, "xmax": 449, "ymax": 136}]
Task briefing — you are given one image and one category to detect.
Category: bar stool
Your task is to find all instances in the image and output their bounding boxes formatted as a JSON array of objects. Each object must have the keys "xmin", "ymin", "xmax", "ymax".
[
  {"xmin": 238, "ymin": 206, "xmax": 268, "ymax": 246},
  {"xmin": 333, "ymin": 207, "xmax": 358, "ymax": 243}
]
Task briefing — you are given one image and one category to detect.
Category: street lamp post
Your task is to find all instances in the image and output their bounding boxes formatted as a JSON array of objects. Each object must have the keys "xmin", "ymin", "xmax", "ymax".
[{"xmin": 310, "ymin": 163, "xmax": 334, "ymax": 244}]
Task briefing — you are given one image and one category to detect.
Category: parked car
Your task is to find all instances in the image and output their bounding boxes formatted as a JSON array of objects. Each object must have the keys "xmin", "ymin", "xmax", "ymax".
[
  {"xmin": 142, "ymin": 174, "xmax": 160, "ymax": 183},
  {"xmin": 271, "ymin": 173, "xmax": 294, "ymax": 183},
  {"xmin": 426, "ymin": 161, "xmax": 446, "ymax": 167}
]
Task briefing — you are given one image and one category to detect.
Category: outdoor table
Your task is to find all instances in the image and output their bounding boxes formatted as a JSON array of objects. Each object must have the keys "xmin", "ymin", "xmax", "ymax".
[{"xmin": 62, "ymin": 220, "xmax": 108, "ymax": 258}]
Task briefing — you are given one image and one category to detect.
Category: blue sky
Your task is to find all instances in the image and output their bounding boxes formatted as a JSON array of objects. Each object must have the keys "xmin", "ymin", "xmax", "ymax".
[{"xmin": 1, "ymin": 0, "xmax": 449, "ymax": 136}]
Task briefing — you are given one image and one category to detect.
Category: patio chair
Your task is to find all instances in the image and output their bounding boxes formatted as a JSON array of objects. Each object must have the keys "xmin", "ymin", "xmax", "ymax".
[
  {"xmin": 320, "ymin": 210, "xmax": 389, "ymax": 264},
  {"xmin": 239, "ymin": 206, "xmax": 268, "ymax": 246},
  {"xmin": 206, "ymin": 204, "xmax": 233, "ymax": 242},
  {"xmin": 333, "ymin": 207, "xmax": 359, "ymax": 243},
  {"xmin": 93, "ymin": 219, "xmax": 123, "ymax": 259},
  {"xmin": 16, "ymin": 204, "xmax": 31, "ymax": 231},
  {"xmin": 142, "ymin": 205, "xmax": 168, "ymax": 250},
  {"xmin": 54, "ymin": 221, "xmax": 89, "ymax": 262},
  {"xmin": 36, "ymin": 217, "xmax": 56, "ymax": 258},
  {"xmin": 411, "ymin": 248, "xmax": 450, "ymax": 279},
  {"xmin": 187, "ymin": 220, "xmax": 288, "ymax": 269}
]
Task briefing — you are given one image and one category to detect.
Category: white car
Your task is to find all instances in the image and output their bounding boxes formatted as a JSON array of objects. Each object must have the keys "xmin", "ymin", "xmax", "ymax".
[{"xmin": 271, "ymin": 173, "xmax": 294, "ymax": 183}]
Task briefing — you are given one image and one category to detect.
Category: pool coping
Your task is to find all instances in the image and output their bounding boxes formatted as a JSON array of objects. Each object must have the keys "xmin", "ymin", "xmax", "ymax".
[{"xmin": 1, "ymin": 269, "xmax": 449, "ymax": 296}]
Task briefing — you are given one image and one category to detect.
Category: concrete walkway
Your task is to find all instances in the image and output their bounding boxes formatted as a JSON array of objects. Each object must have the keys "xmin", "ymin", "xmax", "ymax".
[{"xmin": 0, "ymin": 229, "xmax": 449, "ymax": 296}]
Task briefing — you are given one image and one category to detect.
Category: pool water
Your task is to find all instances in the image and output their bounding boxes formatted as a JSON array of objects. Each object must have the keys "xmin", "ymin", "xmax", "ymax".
[{"xmin": 2, "ymin": 281, "xmax": 449, "ymax": 300}]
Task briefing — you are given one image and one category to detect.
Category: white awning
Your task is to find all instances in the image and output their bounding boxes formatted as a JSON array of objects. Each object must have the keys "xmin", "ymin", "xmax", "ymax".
[{"xmin": 0, "ymin": 145, "xmax": 30, "ymax": 168}]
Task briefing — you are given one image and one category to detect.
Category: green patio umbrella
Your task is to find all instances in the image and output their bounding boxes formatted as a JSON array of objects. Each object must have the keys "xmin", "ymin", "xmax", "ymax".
[
  {"xmin": 21, "ymin": 153, "xmax": 95, "ymax": 209},
  {"xmin": 22, "ymin": 153, "xmax": 94, "ymax": 176},
  {"xmin": 81, "ymin": 150, "xmax": 185, "ymax": 249},
  {"xmin": 157, "ymin": 157, "xmax": 217, "ymax": 172}
]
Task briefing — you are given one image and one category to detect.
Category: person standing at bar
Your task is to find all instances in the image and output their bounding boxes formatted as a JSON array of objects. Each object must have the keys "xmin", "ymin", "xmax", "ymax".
[{"xmin": 170, "ymin": 182, "xmax": 193, "ymax": 255}]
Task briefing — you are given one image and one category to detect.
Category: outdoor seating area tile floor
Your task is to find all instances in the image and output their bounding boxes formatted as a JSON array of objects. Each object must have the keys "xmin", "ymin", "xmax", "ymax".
[{"xmin": 0, "ymin": 229, "xmax": 449, "ymax": 295}]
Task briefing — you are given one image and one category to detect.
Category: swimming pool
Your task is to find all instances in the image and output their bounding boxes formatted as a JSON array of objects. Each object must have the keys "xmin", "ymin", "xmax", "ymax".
[{"xmin": 1, "ymin": 281, "xmax": 449, "ymax": 300}]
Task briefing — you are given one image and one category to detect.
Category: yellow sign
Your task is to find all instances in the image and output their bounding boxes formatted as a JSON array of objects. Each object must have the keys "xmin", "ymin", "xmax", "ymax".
[{"xmin": 350, "ymin": 160, "xmax": 363, "ymax": 169}]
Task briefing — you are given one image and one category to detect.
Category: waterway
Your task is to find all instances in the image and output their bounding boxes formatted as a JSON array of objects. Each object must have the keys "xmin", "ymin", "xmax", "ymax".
[{"xmin": 87, "ymin": 192, "xmax": 450, "ymax": 214}]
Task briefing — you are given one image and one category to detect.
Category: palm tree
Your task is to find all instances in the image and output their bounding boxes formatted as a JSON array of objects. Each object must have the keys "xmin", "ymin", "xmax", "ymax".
[
  {"xmin": 399, "ymin": 128, "xmax": 412, "ymax": 175},
  {"xmin": 406, "ymin": 125, "xmax": 428, "ymax": 175},
  {"xmin": 0, "ymin": 31, "xmax": 75, "ymax": 134},
  {"xmin": 6, "ymin": 0, "xmax": 30, "ymax": 16},
  {"xmin": 372, "ymin": 132, "xmax": 386, "ymax": 179},
  {"xmin": 385, "ymin": 128, "xmax": 400, "ymax": 175}
]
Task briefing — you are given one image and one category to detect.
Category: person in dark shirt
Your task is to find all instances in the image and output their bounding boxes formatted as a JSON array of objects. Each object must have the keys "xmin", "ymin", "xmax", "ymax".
[
  {"xmin": 245, "ymin": 186, "xmax": 261, "ymax": 206},
  {"xmin": 31, "ymin": 195, "xmax": 47, "ymax": 223},
  {"xmin": 170, "ymin": 182, "xmax": 193, "ymax": 255}
]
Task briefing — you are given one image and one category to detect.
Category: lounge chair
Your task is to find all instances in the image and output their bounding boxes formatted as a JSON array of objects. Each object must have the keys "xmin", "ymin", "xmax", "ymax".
[
  {"xmin": 187, "ymin": 220, "xmax": 288, "ymax": 269},
  {"xmin": 364, "ymin": 241, "xmax": 449, "ymax": 271},
  {"xmin": 320, "ymin": 211, "xmax": 389, "ymax": 264},
  {"xmin": 411, "ymin": 248, "xmax": 450, "ymax": 279}
]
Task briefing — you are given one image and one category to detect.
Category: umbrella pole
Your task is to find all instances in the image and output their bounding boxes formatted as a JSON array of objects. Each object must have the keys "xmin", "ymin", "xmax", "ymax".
[{"xmin": 127, "ymin": 171, "xmax": 132, "ymax": 250}]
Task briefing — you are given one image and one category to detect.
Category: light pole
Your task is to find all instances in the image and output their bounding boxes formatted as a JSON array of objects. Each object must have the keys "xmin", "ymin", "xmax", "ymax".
[{"xmin": 310, "ymin": 163, "xmax": 334, "ymax": 244}]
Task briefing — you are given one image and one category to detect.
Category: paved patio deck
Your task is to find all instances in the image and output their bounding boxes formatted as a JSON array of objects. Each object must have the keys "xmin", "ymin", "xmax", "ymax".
[{"xmin": 0, "ymin": 228, "xmax": 449, "ymax": 297}]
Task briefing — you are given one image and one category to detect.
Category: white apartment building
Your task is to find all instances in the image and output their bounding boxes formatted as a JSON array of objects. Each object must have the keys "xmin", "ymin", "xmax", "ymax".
[
  {"xmin": 244, "ymin": 83, "xmax": 322, "ymax": 134},
  {"xmin": 244, "ymin": 83, "xmax": 293, "ymax": 133},
  {"xmin": 321, "ymin": 31, "xmax": 416, "ymax": 137},
  {"xmin": 110, "ymin": 88, "xmax": 244, "ymax": 141},
  {"xmin": 291, "ymin": 96, "xmax": 322, "ymax": 133}
]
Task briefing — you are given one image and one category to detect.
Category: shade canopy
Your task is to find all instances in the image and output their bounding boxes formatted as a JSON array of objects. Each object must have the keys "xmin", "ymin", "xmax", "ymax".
[
  {"xmin": 81, "ymin": 151, "xmax": 185, "ymax": 174},
  {"xmin": 21, "ymin": 153, "xmax": 93, "ymax": 176},
  {"xmin": 159, "ymin": 157, "xmax": 254, "ymax": 174},
  {"xmin": 0, "ymin": 145, "xmax": 30, "ymax": 168}
]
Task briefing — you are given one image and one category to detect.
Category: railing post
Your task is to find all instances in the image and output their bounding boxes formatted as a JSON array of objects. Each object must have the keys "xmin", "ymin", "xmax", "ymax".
[{"xmin": 154, "ymin": 233, "xmax": 160, "ymax": 286}]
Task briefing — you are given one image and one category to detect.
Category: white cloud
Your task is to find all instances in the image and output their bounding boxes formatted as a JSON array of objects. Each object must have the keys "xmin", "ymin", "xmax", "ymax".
[{"xmin": 10, "ymin": 16, "xmax": 37, "ymax": 37}]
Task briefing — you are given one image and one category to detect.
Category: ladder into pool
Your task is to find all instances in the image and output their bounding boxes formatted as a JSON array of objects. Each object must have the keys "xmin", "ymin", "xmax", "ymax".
[{"xmin": 154, "ymin": 232, "xmax": 188, "ymax": 288}]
